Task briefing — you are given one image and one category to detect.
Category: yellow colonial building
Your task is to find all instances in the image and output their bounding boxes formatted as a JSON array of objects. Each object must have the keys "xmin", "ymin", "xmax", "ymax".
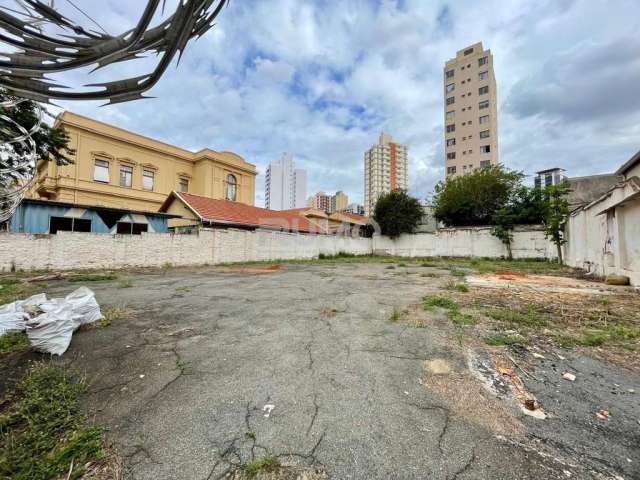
[{"xmin": 30, "ymin": 112, "xmax": 256, "ymax": 212}]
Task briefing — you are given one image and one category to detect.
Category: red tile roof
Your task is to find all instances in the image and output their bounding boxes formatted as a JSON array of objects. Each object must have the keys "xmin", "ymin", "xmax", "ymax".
[{"xmin": 161, "ymin": 192, "xmax": 325, "ymax": 234}]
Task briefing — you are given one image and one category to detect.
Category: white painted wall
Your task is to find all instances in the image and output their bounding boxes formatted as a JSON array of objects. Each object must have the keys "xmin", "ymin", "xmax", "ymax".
[
  {"xmin": 565, "ymin": 183, "xmax": 640, "ymax": 286},
  {"xmin": 372, "ymin": 225, "xmax": 555, "ymax": 259},
  {"xmin": 0, "ymin": 226, "xmax": 555, "ymax": 272}
]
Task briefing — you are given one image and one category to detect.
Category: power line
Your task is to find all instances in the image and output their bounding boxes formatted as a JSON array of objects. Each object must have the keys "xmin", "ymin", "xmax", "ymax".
[{"xmin": 64, "ymin": 0, "xmax": 109, "ymax": 35}]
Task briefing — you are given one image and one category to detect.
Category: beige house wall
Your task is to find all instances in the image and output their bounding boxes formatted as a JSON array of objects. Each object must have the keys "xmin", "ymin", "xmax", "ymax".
[
  {"xmin": 29, "ymin": 112, "xmax": 256, "ymax": 212},
  {"xmin": 444, "ymin": 42, "xmax": 499, "ymax": 177}
]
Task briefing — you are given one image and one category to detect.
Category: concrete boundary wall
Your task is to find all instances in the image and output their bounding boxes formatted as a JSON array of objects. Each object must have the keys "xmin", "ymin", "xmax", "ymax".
[
  {"xmin": 0, "ymin": 225, "xmax": 553, "ymax": 272},
  {"xmin": 373, "ymin": 225, "xmax": 555, "ymax": 259}
]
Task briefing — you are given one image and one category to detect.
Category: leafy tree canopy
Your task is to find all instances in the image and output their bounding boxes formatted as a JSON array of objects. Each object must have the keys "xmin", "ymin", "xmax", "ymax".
[
  {"xmin": 432, "ymin": 165, "xmax": 524, "ymax": 227},
  {"xmin": 373, "ymin": 190, "xmax": 424, "ymax": 238},
  {"xmin": 0, "ymin": 89, "xmax": 73, "ymax": 167}
]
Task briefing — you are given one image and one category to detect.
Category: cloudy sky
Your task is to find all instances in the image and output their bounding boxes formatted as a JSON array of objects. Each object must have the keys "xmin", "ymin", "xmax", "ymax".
[{"xmin": 20, "ymin": 0, "xmax": 640, "ymax": 206}]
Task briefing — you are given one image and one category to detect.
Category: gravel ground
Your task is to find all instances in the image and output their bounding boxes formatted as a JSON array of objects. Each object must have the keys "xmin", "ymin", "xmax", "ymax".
[{"xmin": 35, "ymin": 262, "xmax": 639, "ymax": 480}]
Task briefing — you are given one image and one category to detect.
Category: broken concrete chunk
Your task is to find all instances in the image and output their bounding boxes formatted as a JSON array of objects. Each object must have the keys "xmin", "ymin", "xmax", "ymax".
[
  {"xmin": 596, "ymin": 410, "xmax": 610, "ymax": 420},
  {"xmin": 532, "ymin": 352, "xmax": 545, "ymax": 359},
  {"xmin": 562, "ymin": 372, "xmax": 576, "ymax": 382}
]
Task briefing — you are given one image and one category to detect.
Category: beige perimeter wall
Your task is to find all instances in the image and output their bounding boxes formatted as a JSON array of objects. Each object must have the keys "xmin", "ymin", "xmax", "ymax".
[{"xmin": 0, "ymin": 226, "xmax": 554, "ymax": 272}]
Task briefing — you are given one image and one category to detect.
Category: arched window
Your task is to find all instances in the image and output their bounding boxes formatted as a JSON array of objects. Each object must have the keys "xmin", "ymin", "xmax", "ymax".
[{"xmin": 225, "ymin": 174, "xmax": 237, "ymax": 201}]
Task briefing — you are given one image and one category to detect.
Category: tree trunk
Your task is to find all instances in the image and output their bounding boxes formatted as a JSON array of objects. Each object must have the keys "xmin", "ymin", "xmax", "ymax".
[
  {"xmin": 506, "ymin": 242, "xmax": 513, "ymax": 260},
  {"xmin": 556, "ymin": 242, "xmax": 563, "ymax": 265}
]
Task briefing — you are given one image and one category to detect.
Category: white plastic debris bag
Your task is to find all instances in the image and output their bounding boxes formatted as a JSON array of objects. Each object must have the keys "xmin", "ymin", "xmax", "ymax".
[
  {"xmin": 0, "ymin": 286, "xmax": 102, "ymax": 355},
  {"xmin": 0, "ymin": 310, "xmax": 27, "ymax": 337},
  {"xmin": 64, "ymin": 287, "xmax": 103, "ymax": 326},
  {"xmin": 26, "ymin": 303, "xmax": 79, "ymax": 355}
]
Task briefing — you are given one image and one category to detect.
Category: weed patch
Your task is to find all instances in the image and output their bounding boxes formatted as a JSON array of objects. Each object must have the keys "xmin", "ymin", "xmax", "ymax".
[
  {"xmin": 444, "ymin": 280, "xmax": 469, "ymax": 292},
  {"xmin": 0, "ymin": 331, "xmax": 29, "ymax": 355},
  {"xmin": 0, "ymin": 364, "xmax": 105, "ymax": 480},
  {"xmin": 389, "ymin": 308, "xmax": 401, "ymax": 322},
  {"xmin": 487, "ymin": 305, "xmax": 549, "ymax": 327},
  {"xmin": 242, "ymin": 456, "xmax": 281, "ymax": 477},
  {"xmin": 69, "ymin": 273, "xmax": 117, "ymax": 283},
  {"xmin": 484, "ymin": 334, "xmax": 527, "ymax": 346},
  {"xmin": 423, "ymin": 295, "xmax": 459, "ymax": 311},
  {"xmin": 449, "ymin": 268, "xmax": 466, "ymax": 277}
]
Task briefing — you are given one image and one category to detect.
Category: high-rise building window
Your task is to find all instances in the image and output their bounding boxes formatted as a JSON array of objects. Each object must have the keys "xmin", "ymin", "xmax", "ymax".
[
  {"xmin": 93, "ymin": 159, "xmax": 109, "ymax": 183},
  {"xmin": 142, "ymin": 169, "xmax": 154, "ymax": 191},
  {"xmin": 479, "ymin": 115, "xmax": 489, "ymax": 124},
  {"xmin": 480, "ymin": 130, "xmax": 490, "ymax": 139},
  {"xmin": 479, "ymin": 71, "xmax": 489, "ymax": 81},
  {"xmin": 447, "ymin": 152, "xmax": 456, "ymax": 160},
  {"xmin": 447, "ymin": 166, "xmax": 457, "ymax": 175},
  {"xmin": 446, "ymin": 83, "xmax": 455, "ymax": 93},
  {"xmin": 479, "ymin": 86, "xmax": 489, "ymax": 95},
  {"xmin": 480, "ymin": 145, "xmax": 491, "ymax": 154},
  {"xmin": 478, "ymin": 56, "xmax": 488, "ymax": 66},
  {"xmin": 446, "ymin": 124, "xmax": 455, "ymax": 133},
  {"xmin": 446, "ymin": 69, "xmax": 454, "ymax": 79},
  {"xmin": 479, "ymin": 100, "xmax": 489, "ymax": 110},
  {"xmin": 446, "ymin": 138, "xmax": 456, "ymax": 147},
  {"xmin": 446, "ymin": 111, "xmax": 455, "ymax": 120},
  {"xmin": 119, "ymin": 165, "xmax": 133, "ymax": 188},
  {"xmin": 446, "ymin": 96, "xmax": 455, "ymax": 105},
  {"xmin": 480, "ymin": 160, "xmax": 491, "ymax": 168}
]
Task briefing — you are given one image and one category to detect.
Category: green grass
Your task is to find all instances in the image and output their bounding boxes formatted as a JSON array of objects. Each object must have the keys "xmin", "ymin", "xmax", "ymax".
[
  {"xmin": 242, "ymin": 456, "xmax": 281, "ymax": 477},
  {"xmin": 68, "ymin": 273, "xmax": 117, "ymax": 283},
  {"xmin": 175, "ymin": 286, "xmax": 192, "ymax": 293},
  {"xmin": 423, "ymin": 295, "xmax": 459, "ymax": 311},
  {"xmin": 385, "ymin": 265, "xmax": 396, "ymax": 270},
  {"xmin": 573, "ymin": 324, "xmax": 640, "ymax": 348},
  {"xmin": 0, "ymin": 279, "xmax": 28, "ymax": 306},
  {"xmin": 96, "ymin": 305, "xmax": 128, "ymax": 328},
  {"xmin": 484, "ymin": 334, "xmax": 527, "ymax": 346},
  {"xmin": 397, "ymin": 262, "xmax": 408, "ymax": 267},
  {"xmin": 450, "ymin": 311, "xmax": 476, "ymax": 326},
  {"xmin": 449, "ymin": 268, "xmax": 466, "ymax": 277},
  {"xmin": 389, "ymin": 308, "xmax": 401, "ymax": 322},
  {"xmin": 486, "ymin": 304, "xmax": 549, "ymax": 327},
  {"xmin": 0, "ymin": 331, "xmax": 29, "ymax": 355},
  {"xmin": 444, "ymin": 280, "xmax": 469, "ymax": 292},
  {"xmin": 117, "ymin": 279, "xmax": 132, "ymax": 288},
  {"xmin": 0, "ymin": 364, "xmax": 105, "ymax": 480}
]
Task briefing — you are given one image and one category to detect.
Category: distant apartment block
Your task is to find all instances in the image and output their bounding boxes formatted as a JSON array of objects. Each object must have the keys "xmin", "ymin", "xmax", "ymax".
[
  {"xmin": 534, "ymin": 168, "xmax": 567, "ymax": 188},
  {"xmin": 364, "ymin": 132, "xmax": 408, "ymax": 216},
  {"xmin": 333, "ymin": 191, "xmax": 348, "ymax": 212},
  {"xmin": 444, "ymin": 42, "xmax": 499, "ymax": 177},
  {"xmin": 265, "ymin": 154, "xmax": 307, "ymax": 210}
]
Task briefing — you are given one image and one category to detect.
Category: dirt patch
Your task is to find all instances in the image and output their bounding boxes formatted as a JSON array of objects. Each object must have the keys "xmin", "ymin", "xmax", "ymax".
[
  {"xmin": 224, "ymin": 264, "xmax": 285, "ymax": 274},
  {"xmin": 421, "ymin": 355, "xmax": 523, "ymax": 437},
  {"xmin": 467, "ymin": 272, "xmax": 622, "ymax": 296}
]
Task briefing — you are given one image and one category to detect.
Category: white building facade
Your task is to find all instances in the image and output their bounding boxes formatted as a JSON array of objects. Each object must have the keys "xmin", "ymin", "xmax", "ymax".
[
  {"xmin": 265, "ymin": 154, "xmax": 307, "ymax": 210},
  {"xmin": 364, "ymin": 132, "xmax": 408, "ymax": 216}
]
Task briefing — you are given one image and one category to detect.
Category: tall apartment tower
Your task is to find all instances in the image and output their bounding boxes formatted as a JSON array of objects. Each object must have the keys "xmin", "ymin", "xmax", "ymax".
[
  {"xmin": 265, "ymin": 154, "xmax": 307, "ymax": 210},
  {"xmin": 443, "ymin": 42, "xmax": 498, "ymax": 177},
  {"xmin": 364, "ymin": 132, "xmax": 408, "ymax": 216}
]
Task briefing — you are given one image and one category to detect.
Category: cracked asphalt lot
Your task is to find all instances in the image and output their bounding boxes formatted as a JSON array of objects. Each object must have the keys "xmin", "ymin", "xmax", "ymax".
[{"xmin": 47, "ymin": 262, "xmax": 639, "ymax": 479}]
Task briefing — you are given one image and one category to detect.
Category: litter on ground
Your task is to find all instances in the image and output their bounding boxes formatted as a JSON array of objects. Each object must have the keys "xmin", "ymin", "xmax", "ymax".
[{"xmin": 0, "ymin": 286, "xmax": 103, "ymax": 355}]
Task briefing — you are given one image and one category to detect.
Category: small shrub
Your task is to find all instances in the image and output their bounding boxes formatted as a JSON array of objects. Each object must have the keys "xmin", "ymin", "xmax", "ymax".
[
  {"xmin": 449, "ymin": 268, "xmax": 466, "ymax": 277},
  {"xmin": 0, "ymin": 331, "xmax": 29, "ymax": 355},
  {"xmin": 389, "ymin": 308, "xmax": 401, "ymax": 322},
  {"xmin": 397, "ymin": 263, "xmax": 407, "ymax": 267},
  {"xmin": 386, "ymin": 265, "xmax": 396, "ymax": 270},
  {"xmin": 421, "ymin": 273, "xmax": 438, "ymax": 278}
]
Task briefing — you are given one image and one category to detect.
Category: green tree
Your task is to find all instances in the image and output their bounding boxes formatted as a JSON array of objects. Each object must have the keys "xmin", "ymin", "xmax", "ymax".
[
  {"xmin": 432, "ymin": 165, "xmax": 524, "ymax": 227},
  {"xmin": 0, "ymin": 89, "xmax": 74, "ymax": 168},
  {"xmin": 491, "ymin": 186, "xmax": 546, "ymax": 259},
  {"xmin": 542, "ymin": 181, "xmax": 572, "ymax": 264},
  {"xmin": 373, "ymin": 190, "xmax": 423, "ymax": 238}
]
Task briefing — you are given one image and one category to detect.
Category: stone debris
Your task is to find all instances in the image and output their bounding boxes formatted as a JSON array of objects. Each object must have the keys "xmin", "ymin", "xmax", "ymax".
[
  {"xmin": 596, "ymin": 410, "xmax": 610, "ymax": 421},
  {"xmin": 562, "ymin": 372, "xmax": 576, "ymax": 382}
]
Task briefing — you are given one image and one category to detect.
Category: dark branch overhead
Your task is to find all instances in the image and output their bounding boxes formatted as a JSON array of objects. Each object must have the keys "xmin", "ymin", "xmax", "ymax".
[{"xmin": 0, "ymin": 0, "xmax": 229, "ymax": 104}]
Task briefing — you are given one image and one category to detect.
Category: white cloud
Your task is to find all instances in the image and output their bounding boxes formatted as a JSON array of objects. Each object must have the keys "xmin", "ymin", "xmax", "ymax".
[{"xmin": 25, "ymin": 0, "xmax": 640, "ymax": 207}]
